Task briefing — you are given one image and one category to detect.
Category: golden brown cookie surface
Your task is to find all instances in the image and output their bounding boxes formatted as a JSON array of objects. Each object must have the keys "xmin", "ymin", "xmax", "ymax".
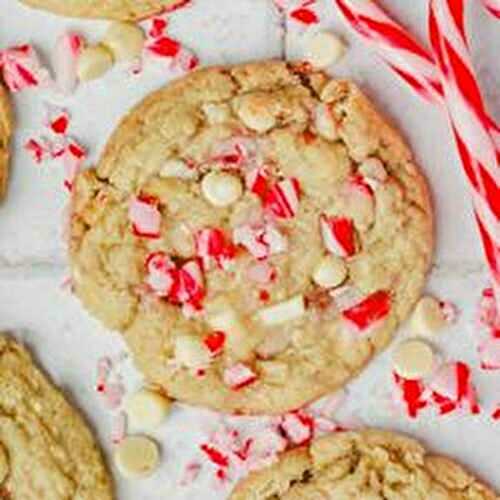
[
  {"xmin": 0, "ymin": 84, "xmax": 12, "ymax": 200},
  {"xmin": 230, "ymin": 430, "xmax": 497, "ymax": 500},
  {"xmin": 0, "ymin": 336, "xmax": 113, "ymax": 499},
  {"xmin": 69, "ymin": 61, "xmax": 433, "ymax": 414}
]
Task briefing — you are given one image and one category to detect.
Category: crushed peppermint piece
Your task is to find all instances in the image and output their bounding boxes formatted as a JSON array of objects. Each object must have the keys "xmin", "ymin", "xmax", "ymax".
[
  {"xmin": 111, "ymin": 411, "xmax": 127, "ymax": 444},
  {"xmin": 320, "ymin": 214, "xmax": 356, "ymax": 257},
  {"xmin": 179, "ymin": 461, "xmax": 202, "ymax": 486},
  {"xmin": 63, "ymin": 138, "xmax": 86, "ymax": 191},
  {"xmin": 212, "ymin": 137, "xmax": 258, "ymax": 168},
  {"xmin": 341, "ymin": 290, "xmax": 391, "ymax": 332},
  {"xmin": 479, "ymin": 337, "xmax": 500, "ymax": 370},
  {"xmin": 203, "ymin": 331, "xmax": 226, "ymax": 356},
  {"xmin": 477, "ymin": 287, "xmax": 500, "ymax": 334},
  {"xmin": 393, "ymin": 372, "xmax": 428, "ymax": 418},
  {"xmin": 245, "ymin": 167, "xmax": 268, "ymax": 198},
  {"xmin": 195, "ymin": 228, "xmax": 236, "ymax": 270},
  {"xmin": 264, "ymin": 178, "xmax": 301, "ymax": 219},
  {"xmin": 53, "ymin": 32, "xmax": 84, "ymax": 95},
  {"xmin": 44, "ymin": 104, "xmax": 71, "ymax": 135},
  {"xmin": 200, "ymin": 444, "xmax": 229, "ymax": 468},
  {"xmin": 223, "ymin": 364, "xmax": 258, "ymax": 390},
  {"xmin": 233, "ymin": 223, "xmax": 288, "ymax": 260},
  {"xmin": 145, "ymin": 251, "xmax": 176, "ymax": 297},
  {"xmin": 129, "ymin": 194, "xmax": 162, "ymax": 238},
  {"xmin": 492, "ymin": 406, "xmax": 500, "ymax": 421},
  {"xmin": 279, "ymin": 411, "xmax": 314, "ymax": 445},
  {"xmin": 290, "ymin": 7, "xmax": 319, "ymax": 25},
  {"xmin": 24, "ymin": 137, "xmax": 50, "ymax": 164},
  {"xmin": 149, "ymin": 17, "xmax": 169, "ymax": 38}
]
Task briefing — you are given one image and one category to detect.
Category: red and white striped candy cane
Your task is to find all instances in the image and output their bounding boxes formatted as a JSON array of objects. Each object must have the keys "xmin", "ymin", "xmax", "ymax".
[
  {"xmin": 333, "ymin": 0, "xmax": 500, "ymax": 309},
  {"xmin": 429, "ymin": 0, "xmax": 500, "ymax": 302},
  {"xmin": 333, "ymin": 0, "xmax": 500, "ymax": 153}
]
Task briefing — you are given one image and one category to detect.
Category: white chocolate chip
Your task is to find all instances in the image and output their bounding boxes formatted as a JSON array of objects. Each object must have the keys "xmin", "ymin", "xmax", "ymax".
[
  {"xmin": 305, "ymin": 31, "xmax": 346, "ymax": 69},
  {"xmin": 257, "ymin": 295, "xmax": 305, "ymax": 326},
  {"xmin": 0, "ymin": 444, "xmax": 8, "ymax": 484},
  {"xmin": 258, "ymin": 361, "xmax": 289, "ymax": 384},
  {"xmin": 393, "ymin": 340, "xmax": 435, "ymax": 380},
  {"xmin": 313, "ymin": 255, "xmax": 347, "ymax": 288},
  {"xmin": 314, "ymin": 103, "xmax": 339, "ymax": 141},
  {"xmin": 202, "ymin": 102, "xmax": 231, "ymax": 124},
  {"xmin": 103, "ymin": 22, "xmax": 145, "ymax": 62},
  {"xmin": 114, "ymin": 436, "xmax": 160, "ymax": 479},
  {"xmin": 201, "ymin": 172, "xmax": 243, "ymax": 207},
  {"xmin": 77, "ymin": 45, "xmax": 114, "ymax": 82},
  {"xmin": 125, "ymin": 389, "xmax": 171, "ymax": 430},
  {"xmin": 235, "ymin": 95, "xmax": 276, "ymax": 133},
  {"xmin": 359, "ymin": 158, "xmax": 388, "ymax": 184},
  {"xmin": 160, "ymin": 159, "xmax": 197, "ymax": 180},
  {"xmin": 174, "ymin": 335, "xmax": 211, "ymax": 369},
  {"xmin": 411, "ymin": 296, "xmax": 448, "ymax": 336}
]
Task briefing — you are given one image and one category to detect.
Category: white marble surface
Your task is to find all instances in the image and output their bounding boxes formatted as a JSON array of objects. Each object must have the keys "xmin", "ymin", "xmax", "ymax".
[{"xmin": 0, "ymin": 0, "xmax": 499, "ymax": 498}]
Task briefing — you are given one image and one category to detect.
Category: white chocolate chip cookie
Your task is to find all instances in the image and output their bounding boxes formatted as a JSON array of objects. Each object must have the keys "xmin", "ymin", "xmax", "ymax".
[
  {"xmin": 0, "ymin": 336, "xmax": 113, "ymax": 499},
  {"xmin": 0, "ymin": 84, "xmax": 12, "ymax": 200},
  {"xmin": 230, "ymin": 430, "xmax": 497, "ymax": 499},
  {"xmin": 19, "ymin": 0, "xmax": 184, "ymax": 21},
  {"xmin": 69, "ymin": 61, "xmax": 433, "ymax": 415}
]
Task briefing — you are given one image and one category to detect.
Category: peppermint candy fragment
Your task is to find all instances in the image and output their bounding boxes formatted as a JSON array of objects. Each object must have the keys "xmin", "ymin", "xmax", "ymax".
[
  {"xmin": 203, "ymin": 331, "xmax": 226, "ymax": 356},
  {"xmin": 245, "ymin": 167, "xmax": 268, "ymax": 199},
  {"xmin": 279, "ymin": 411, "xmax": 314, "ymax": 446},
  {"xmin": 392, "ymin": 372, "xmax": 428, "ymax": 418},
  {"xmin": 111, "ymin": 411, "xmax": 127, "ymax": 444},
  {"xmin": 172, "ymin": 260, "xmax": 205, "ymax": 312},
  {"xmin": 179, "ymin": 461, "xmax": 202, "ymax": 486},
  {"xmin": 223, "ymin": 363, "xmax": 258, "ymax": 390},
  {"xmin": 45, "ymin": 105, "xmax": 70, "ymax": 135},
  {"xmin": 128, "ymin": 194, "xmax": 162, "ymax": 238},
  {"xmin": 63, "ymin": 138, "xmax": 87, "ymax": 191},
  {"xmin": 264, "ymin": 178, "xmax": 301, "ymax": 219},
  {"xmin": 24, "ymin": 138, "xmax": 50, "ymax": 164},
  {"xmin": 477, "ymin": 287, "xmax": 500, "ymax": 333},
  {"xmin": 341, "ymin": 290, "xmax": 391, "ymax": 332},
  {"xmin": 146, "ymin": 36, "xmax": 181, "ymax": 58},
  {"xmin": 0, "ymin": 44, "xmax": 51, "ymax": 92},
  {"xmin": 290, "ymin": 6, "xmax": 319, "ymax": 24},
  {"xmin": 145, "ymin": 251, "xmax": 176, "ymax": 297},
  {"xmin": 53, "ymin": 32, "xmax": 84, "ymax": 95},
  {"xmin": 212, "ymin": 137, "xmax": 258, "ymax": 168},
  {"xmin": 320, "ymin": 214, "xmax": 356, "ymax": 257},
  {"xmin": 233, "ymin": 223, "xmax": 287, "ymax": 260},
  {"xmin": 195, "ymin": 228, "xmax": 236, "ymax": 270},
  {"xmin": 478, "ymin": 337, "xmax": 500, "ymax": 370}
]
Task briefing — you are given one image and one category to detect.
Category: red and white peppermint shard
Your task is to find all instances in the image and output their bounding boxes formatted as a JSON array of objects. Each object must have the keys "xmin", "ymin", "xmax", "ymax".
[
  {"xmin": 223, "ymin": 363, "xmax": 257, "ymax": 390},
  {"xmin": 53, "ymin": 32, "xmax": 84, "ymax": 95},
  {"xmin": 145, "ymin": 252, "xmax": 176, "ymax": 297},
  {"xmin": 128, "ymin": 194, "xmax": 162, "ymax": 238},
  {"xmin": 427, "ymin": 361, "xmax": 480, "ymax": 415},
  {"xmin": 478, "ymin": 338, "xmax": 500, "ymax": 370},
  {"xmin": 63, "ymin": 139, "xmax": 86, "ymax": 191},
  {"xmin": 0, "ymin": 44, "xmax": 51, "ymax": 92},
  {"xmin": 195, "ymin": 228, "xmax": 236, "ymax": 270},
  {"xmin": 264, "ymin": 178, "xmax": 301, "ymax": 219},
  {"xmin": 245, "ymin": 167, "xmax": 268, "ymax": 199},
  {"xmin": 203, "ymin": 331, "xmax": 226, "ymax": 357},
  {"xmin": 320, "ymin": 214, "xmax": 356, "ymax": 257},
  {"xmin": 233, "ymin": 223, "xmax": 287, "ymax": 260},
  {"xmin": 145, "ymin": 36, "xmax": 181, "ymax": 58},
  {"xmin": 279, "ymin": 412, "xmax": 314, "ymax": 446},
  {"xmin": 392, "ymin": 373, "xmax": 427, "ymax": 419},
  {"xmin": 174, "ymin": 260, "xmax": 205, "ymax": 310},
  {"xmin": 482, "ymin": 0, "xmax": 500, "ymax": 18},
  {"xmin": 341, "ymin": 290, "xmax": 391, "ymax": 332},
  {"xmin": 212, "ymin": 137, "xmax": 257, "ymax": 168}
]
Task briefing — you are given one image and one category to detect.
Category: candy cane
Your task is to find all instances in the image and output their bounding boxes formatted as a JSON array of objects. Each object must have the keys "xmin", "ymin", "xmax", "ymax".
[
  {"xmin": 334, "ymin": 0, "xmax": 500, "ymax": 309},
  {"xmin": 482, "ymin": 0, "xmax": 500, "ymax": 18},
  {"xmin": 429, "ymin": 0, "xmax": 500, "ymax": 303}
]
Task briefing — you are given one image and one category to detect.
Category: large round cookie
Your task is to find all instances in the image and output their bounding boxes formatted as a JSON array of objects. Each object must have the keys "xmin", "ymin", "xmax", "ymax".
[
  {"xmin": 0, "ymin": 336, "xmax": 113, "ymax": 499},
  {"xmin": 230, "ymin": 430, "xmax": 497, "ymax": 499},
  {"xmin": 19, "ymin": 0, "xmax": 183, "ymax": 21},
  {"xmin": 0, "ymin": 84, "xmax": 12, "ymax": 200},
  {"xmin": 69, "ymin": 61, "xmax": 433, "ymax": 414}
]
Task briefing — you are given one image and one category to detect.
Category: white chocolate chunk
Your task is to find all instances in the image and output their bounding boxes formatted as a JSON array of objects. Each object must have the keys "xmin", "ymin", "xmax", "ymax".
[
  {"xmin": 77, "ymin": 45, "xmax": 113, "ymax": 81},
  {"xmin": 258, "ymin": 361, "xmax": 289, "ymax": 384},
  {"xmin": 174, "ymin": 335, "xmax": 211, "ymax": 369},
  {"xmin": 236, "ymin": 95, "xmax": 276, "ymax": 133},
  {"xmin": 202, "ymin": 102, "xmax": 231, "ymax": 124},
  {"xmin": 125, "ymin": 389, "xmax": 171, "ymax": 430},
  {"xmin": 313, "ymin": 255, "xmax": 347, "ymax": 288},
  {"xmin": 314, "ymin": 103, "xmax": 338, "ymax": 141},
  {"xmin": 305, "ymin": 31, "xmax": 346, "ymax": 69},
  {"xmin": 257, "ymin": 295, "xmax": 305, "ymax": 326},
  {"xmin": 0, "ymin": 444, "xmax": 8, "ymax": 484},
  {"xmin": 411, "ymin": 296, "xmax": 448, "ymax": 336},
  {"xmin": 160, "ymin": 159, "xmax": 196, "ymax": 180},
  {"xmin": 359, "ymin": 157, "xmax": 388, "ymax": 184},
  {"xmin": 103, "ymin": 22, "xmax": 145, "ymax": 62},
  {"xmin": 393, "ymin": 340, "xmax": 435, "ymax": 380},
  {"xmin": 256, "ymin": 330, "xmax": 291, "ymax": 359},
  {"xmin": 201, "ymin": 171, "xmax": 243, "ymax": 207},
  {"xmin": 114, "ymin": 436, "xmax": 160, "ymax": 479}
]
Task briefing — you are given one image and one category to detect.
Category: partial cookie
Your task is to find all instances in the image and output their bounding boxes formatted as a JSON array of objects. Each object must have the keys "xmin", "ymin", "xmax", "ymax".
[
  {"xmin": 0, "ymin": 335, "xmax": 113, "ymax": 499},
  {"xmin": 69, "ymin": 61, "xmax": 433, "ymax": 414},
  {"xmin": 19, "ymin": 0, "xmax": 183, "ymax": 21},
  {"xmin": 0, "ymin": 84, "xmax": 12, "ymax": 200},
  {"xmin": 230, "ymin": 430, "xmax": 497, "ymax": 499}
]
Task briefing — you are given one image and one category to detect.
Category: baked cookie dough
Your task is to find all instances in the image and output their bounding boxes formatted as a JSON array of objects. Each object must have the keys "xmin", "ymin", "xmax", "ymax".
[
  {"xmin": 230, "ymin": 430, "xmax": 497, "ymax": 499},
  {"xmin": 0, "ymin": 84, "xmax": 12, "ymax": 200},
  {"xmin": 19, "ymin": 0, "xmax": 183, "ymax": 21},
  {"xmin": 0, "ymin": 335, "xmax": 113, "ymax": 499},
  {"xmin": 69, "ymin": 61, "xmax": 433, "ymax": 414}
]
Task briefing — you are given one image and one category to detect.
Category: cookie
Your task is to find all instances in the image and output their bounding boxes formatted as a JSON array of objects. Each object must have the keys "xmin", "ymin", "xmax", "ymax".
[
  {"xmin": 69, "ymin": 61, "xmax": 433, "ymax": 414},
  {"xmin": 19, "ymin": 0, "xmax": 183, "ymax": 21},
  {"xmin": 0, "ymin": 84, "xmax": 12, "ymax": 200},
  {"xmin": 230, "ymin": 430, "xmax": 497, "ymax": 499},
  {"xmin": 0, "ymin": 335, "xmax": 113, "ymax": 499}
]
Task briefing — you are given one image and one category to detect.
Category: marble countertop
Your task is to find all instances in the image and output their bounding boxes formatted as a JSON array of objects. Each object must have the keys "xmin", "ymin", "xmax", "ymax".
[{"xmin": 0, "ymin": 0, "xmax": 499, "ymax": 498}]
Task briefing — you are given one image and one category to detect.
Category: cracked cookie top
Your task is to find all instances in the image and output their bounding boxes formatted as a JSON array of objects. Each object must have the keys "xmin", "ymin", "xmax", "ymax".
[
  {"xmin": 0, "ymin": 84, "xmax": 12, "ymax": 200},
  {"xmin": 19, "ymin": 0, "xmax": 183, "ymax": 21},
  {"xmin": 230, "ymin": 430, "xmax": 497, "ymax": 499},
  {"xmin": 69, "ymin": 61, "xmax": 433, "ymax": 414},
  {"xmin": 0, "ymin": 336, "xmax": 113, "ymax": 499}
]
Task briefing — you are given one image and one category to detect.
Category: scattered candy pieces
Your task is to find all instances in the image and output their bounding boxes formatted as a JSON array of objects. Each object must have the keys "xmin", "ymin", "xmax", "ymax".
[
  {"xmin": 223, "ymin": 363, "xmax": 258, "ymax": 390},
  {"xmin": 203, "ymin": 331, "xmax": 226, "ymax": 357},
  {"xmin": 393, "ymin": 340, "xmax": 435, "ymax": 380},
  {"xmin": 125, "ymin": 388, "xmax": 171, "ymax": 430},
  {"xmin": 129, "ymin": 194, "xmax": 162, "ymax": 238},
  {"xmin": 233, "ymin": 222, "xmax": 288, "ymax": 260},
  {"xmin": 305, "ymin": 31, "xmax": 346, "ymax": 68},
  {"xmin": 63, "ymin": 138, "xmax": 87, "ymax": 191},
  {"xmin": 392, "ymin": 372, "xmax": 428, "ymax": 418},
  {"xmin": 478, "ymin": 337, "xmax": 500, "ymax": 370},
  {"xmin": 264, "ymin": 178, "xmax": 301, "ymax": 219},
  {"xmin": 53, "ymin": 32, "xmax": 85, "ymax": 95},
  {"xmin": 279, "ymin": 411, "xmax": 314, "ymax": 445},
  {"xmin": 111, "ymin": 411, "xmax": 128, "ymax": 445},
  {"xmin": 320, "ymin": 214, "xmax": 356, "ymax": 257},
  {"xmin": 145, "ymin": 251, "xmax": 176, "ymax": 297},
  {"xmin": 114, "ymin": 436, "xmax": 160, "ymax": 479},
  {"xmin": 477, "ymin": 287, "xmax": 500, "ymax": 334},
  {"xmin": 341, "ymin": 290, "xmax": 391, "ymax": 332},
  {"xmin": 196, "ymin": 228, "xmax": 236, "ymax": 271}
]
